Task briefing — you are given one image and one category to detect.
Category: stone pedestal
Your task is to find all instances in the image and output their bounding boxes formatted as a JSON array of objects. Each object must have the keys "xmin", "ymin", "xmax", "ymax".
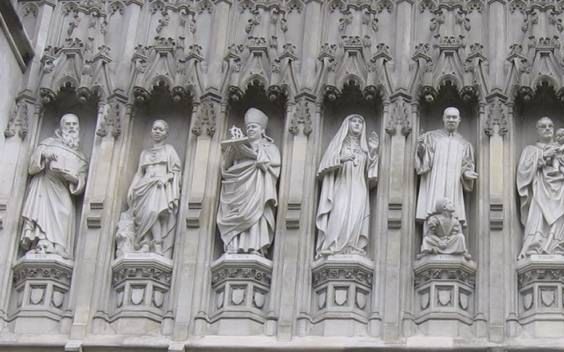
[
  {"xmin": 310, "ymin": 255, "xmax": 374, "ymax": 336},
  {"xmin": 413, "ymin": 255, "xmax": 477, "ymax": 336},
  {"xmin": 110, "ymin": 253, "xmax": 173, "ymax": 334},
  {"xmin": 517, "ymin": 255, "xmax": 564, "ymax": 338},
  {"xmin": 9, "ymin": 254, "xmax": 74, "ymax": 334},
  {"xmin": 208, "ymin": 254, "xmax": 273, "ymax": 335}
]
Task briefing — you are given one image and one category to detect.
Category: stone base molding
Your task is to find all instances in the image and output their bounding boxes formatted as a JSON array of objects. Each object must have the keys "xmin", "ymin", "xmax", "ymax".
[
  {"xmin": 308, "ymin": 255, "xmax": 374, "ymax": 336},
  {"xmin": 109, "ymin": 253, "xmax": 173, "ymax": 332},
  {"xmin": 207, "ymin": 254, "xmax": 273, "ymax": 335},
  {"xmin": 413, "ymin": 255, "xmax": 477, "ymax": 336},
  {"xmin": 9, "ymin": 253, "xmax": 73, "ymax": 334},
  {"xmin": 517, "ymin": 255, "xmax": 564, "ymax": 338}
]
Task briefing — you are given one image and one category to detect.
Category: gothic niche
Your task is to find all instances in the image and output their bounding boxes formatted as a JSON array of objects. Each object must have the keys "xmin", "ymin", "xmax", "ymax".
[
  {"xmin": 209, "ymin": 84, "xmax": 285, "ymax": 335},
  {"xmin": 513, "ymin": 83, "xmax": 564, "ymax": 335},
  {"xmin": 110, "ymin": 88, "xmax": 191, "ymax": 327},
  {"xmin": 10, "ymin": 90, "xmax": 97, "ymax": 333},
  {"xmin": 412, "ymin": 82, "xmax": 479, "ymax": 335},
  {"xmin": 310, "ymin": 83, "xmax": 382, "ymax": 336}
]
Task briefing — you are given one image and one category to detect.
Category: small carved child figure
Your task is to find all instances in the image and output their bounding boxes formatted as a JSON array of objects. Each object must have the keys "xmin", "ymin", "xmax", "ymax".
[
  {"xmin": 550, "ymin": 128, "xmax": 564, "ymax": 175},
  {"xmin": 418, "ymin": 198, "xmax": 471, "ymax": 260}
]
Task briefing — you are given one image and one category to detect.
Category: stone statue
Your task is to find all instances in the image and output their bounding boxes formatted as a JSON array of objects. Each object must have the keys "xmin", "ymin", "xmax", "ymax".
[
  {"xmin": 418, "ymin": 198, "xmax": 471, "ymax": 259},
  {"xmin": 217, "ymin": 108, "xmax": 281, "ymax": 256},
  {"xmin": 20, "ymin": 113, "xmax": 88, "ymax": 258},
  {"xmin": 415, "ymin": 107, "xmax": 478, "ymax": 227},
  {"xmin": 316, "ymin": 114, "xmax": 379, "ymax": 258},
  {"xmin": 121, "ymin": 119, "xmax": 182, "ymax": 258},
  {"xmin": 517, "ymin": 117, "xmax": 564, "ymax": 258}
]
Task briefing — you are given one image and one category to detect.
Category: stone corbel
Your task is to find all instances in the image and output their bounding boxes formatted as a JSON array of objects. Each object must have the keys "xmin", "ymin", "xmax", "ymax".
[
  {"xmin": 484, "ymin": 92, "xmax": 508, "ymax": 231},
  {"xmin": 385, "ymin": 93, "xmax": 412, "ymax": 229},
  {"xmin": 186, "ymin": 94, "xmax": 220, "ymax": 228},
  {"xmin": 285, "ymin": 93, "xmax": 315, "ymax": 229}
]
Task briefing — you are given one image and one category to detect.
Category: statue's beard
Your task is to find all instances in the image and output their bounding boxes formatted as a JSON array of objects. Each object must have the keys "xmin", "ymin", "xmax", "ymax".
[{"xmin": 59, "ymin": 129, "xmax": 80, "ymax": 149}]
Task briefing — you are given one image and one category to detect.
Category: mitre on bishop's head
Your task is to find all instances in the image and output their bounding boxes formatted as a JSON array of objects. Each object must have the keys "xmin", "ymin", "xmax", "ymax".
[{"xmin": 244, "ymin": 108, "xmax": 268, "ymax": 129}]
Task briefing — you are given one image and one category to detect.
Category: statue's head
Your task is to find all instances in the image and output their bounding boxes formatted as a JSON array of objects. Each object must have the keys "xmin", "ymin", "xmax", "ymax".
[
  {"xmin": 556, "ymin": 128, "xmax": 564, "ymax": 145},
  {"xmin": 151, "ymin": 119, "xmax": 169, "ymax": 142},
  {"xmin": 345, "ymin": 114, "xmax": 365, "ymax": 137},
  {"xmin": 244, "ymin": 108, "xmax": 268, "ymax": 142},
  {"xmin": 536, "ymin": 117, "xmax": 554, "ymax": 143},
  {"xmin": 435, "ymin": 197, "xmax": 455, "ymax": 214},
  {"xmin": 442, "ymin": 107, "xmax": 461, "ymax": 133},
  {"xmin": 58, "ymin": 113, "xmax": 80, "ymax": 149}
]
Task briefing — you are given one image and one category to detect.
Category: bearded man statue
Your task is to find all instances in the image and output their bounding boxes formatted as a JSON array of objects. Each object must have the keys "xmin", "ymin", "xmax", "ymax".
[{"xmin": 20, "ymin": 113, "xmax": 88, "ymax": 258}]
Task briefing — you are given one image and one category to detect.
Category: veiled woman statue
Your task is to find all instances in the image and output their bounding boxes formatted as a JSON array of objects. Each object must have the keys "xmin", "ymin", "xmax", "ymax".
[
  {"xmin": 217, "ymin": 108, "xmax": 281, "ymax": 256},
  {"xmin": 316, "ymin": 114, "xmax": 379, "ymax": 258},
  {"xmin": 125, "ymin": 119, "xmax": 182, "ymax": 258}
]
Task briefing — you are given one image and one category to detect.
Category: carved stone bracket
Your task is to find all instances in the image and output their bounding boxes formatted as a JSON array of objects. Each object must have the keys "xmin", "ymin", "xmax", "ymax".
[
  {"xmin": 385, "ymin": 94, "xmax": 412, "ymax": 136},
  {"xmin": 516, "ymin": 256, "xmax": 564, "ymax": 337},
  {"xmin": 110, "ymin": 253, "xmax": 173, "ymax": 322},
  {"xmin": 413, "ymin": 255, "xmax": 477, "ymax": 329},
  {"xmin": 10, "ymin": 254, "xmax": 74, "ymax": 323},
  {"xmin": 484, "ymin": 94, "xmax": 508, "ymax": 137},
  {"xmin": 95, "ymin": 94, "xmax": 126, "ymax": 139},
  {"xmin": 191, "ymin": 99, "xmax": 217, "ymax": 137},
  {"xmin": 209, "ymin": 254, "xmax": 273, "ymax": 333},
  {"xmin": 288, "ymin": 97, "xmax": 313, "ymax": 137},
  {"xmin": 4, "ymin": 98, "xmax": 32, "ymax": 140},
  {"xmin": 310, "ymin": 255, "xmax": 374, "ymax": 336}
]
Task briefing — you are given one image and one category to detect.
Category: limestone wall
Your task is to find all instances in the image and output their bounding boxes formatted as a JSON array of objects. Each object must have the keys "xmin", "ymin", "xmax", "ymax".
[{"xmin": 1, "ymin": 0, "xmax": 564, "ymax": 351}]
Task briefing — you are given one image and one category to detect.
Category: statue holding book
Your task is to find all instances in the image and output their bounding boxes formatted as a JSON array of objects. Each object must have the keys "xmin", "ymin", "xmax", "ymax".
[{"xmin": 217, "ymin": 108, "xmax": 281, "ymax": 256}]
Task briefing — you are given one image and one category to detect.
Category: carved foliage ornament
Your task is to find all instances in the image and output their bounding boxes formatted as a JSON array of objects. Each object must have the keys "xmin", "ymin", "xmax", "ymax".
[
  {"xmin": 484, "ymin": 99, "xmax": 508, "ymax": 137},
  {"xmin": 4, "ymin": 100, "xmax": 30, "ymax": 140},
  {"xmin": 192, "ymin": 100, "xmax": 217, "ymax": 137},
  {"xmin": 385, "ymin": 98, "xmax": 411, "ymax": 136},
  {"xmin": 289, "ymin": 99, "xmax": 313, "ymax": 136}
]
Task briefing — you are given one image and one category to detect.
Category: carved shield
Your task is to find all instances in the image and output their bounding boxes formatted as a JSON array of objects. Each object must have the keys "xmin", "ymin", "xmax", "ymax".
[
  {"xmin": 355, "ymin": 291, "xmax": 367, "ymax": 310},
  {"xmin": 130, "ymin": 287, "xmax": 145, "ymax": 305},
  {"xmin": 153, "ymin": 290, "xmax": 164, "ymax": 308},
  {"xmin": 253, "ymin": 290, "xmax": 265, "ymax": 309},
  {"xmin": 51, "ymin": 290, "xmax": 64, "ymax": 308},
  {"xmin": 335, "ymin": 288, "xmax": 348, "ymax": 306},
  {"xmin": 30, "ymin": 287, "xmax": 45, "ymax": 305},
  {"xmin": 216, "ymin": 290, "xmax": 224, "ymax": 309},
  {"xmin": 231, "ymin": 288, "xmax": 245, "ymax": 306},
  {"xmin": 117, "ymin": 290, "xmax": 124, "ymax": 308},
  {"xmin": 459, "ymin": 291, "xmax": 469, "ymax": 311},
  {"xmin": 541, "ymin": 289, "xmax": 555, "ymax": 307},
  {"xmin": 420, "ymin": 291, "xmax": 430, "ymax": 311},
  {"xmin": 437, "ymin": 289, "xmax": 452, "ymax": 307},
  {"xmin": 522, "ymin": 291, "xmax": 533, "ymax": 311},
  {"xmin": 317, "ymin": 290, "xmax": 327, "ymax": 309}
]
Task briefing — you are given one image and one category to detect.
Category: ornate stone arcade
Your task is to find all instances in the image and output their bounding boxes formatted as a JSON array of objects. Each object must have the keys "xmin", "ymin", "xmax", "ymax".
[{"xmin": 1, "ymin": 0, "xmax": 564, "ymax": 351}]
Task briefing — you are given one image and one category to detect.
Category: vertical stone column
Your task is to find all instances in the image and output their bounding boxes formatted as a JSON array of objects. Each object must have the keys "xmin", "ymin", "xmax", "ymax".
[
  {"xmin": 0, "ymin": 95, "xmax": 38, "ymax": 327},
  {"xmin": 175, "ymin": 94, "xmax": 224, "ymax": 340},
  {"xmin": 381, "ymin": 94, "xmax": 413, "ymax": 340},
  {"xmin": 269, "ymin": 93, "xmax": 316, "ymax": 339},
  {"xmin": 480, "ymin": 92, "xmax": 510, "ymax": 341},
  {"xmin": 67, "ymin": 93, "xmax": 129, "ymax": 342}
]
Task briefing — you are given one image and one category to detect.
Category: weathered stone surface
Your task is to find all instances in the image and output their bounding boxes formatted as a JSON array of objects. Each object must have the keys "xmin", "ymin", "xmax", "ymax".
[{"xmin": 3, "ymin": 0, "xmax": 564, "ymax": 350}]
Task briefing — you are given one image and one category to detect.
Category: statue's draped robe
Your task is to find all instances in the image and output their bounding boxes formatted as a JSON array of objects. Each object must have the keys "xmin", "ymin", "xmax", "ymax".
[
  {"xmin": 416, "ymin": 129, "xmax": 475, "ymax": 223},
  {"xmin": 21, "ymin": 137, "xmax": 88, "ymax": 258},
  {"xmin": 316, "ymin": 117, "xmax": 378, "ymax": 256},
  {"xmin": 217, "ymin": 138, "xmax": 281, "ymax": 254},
  {"xmin": 421, "ymin": 213, "xmax": 467, "ymax": 255},
  {"xmin": 517, "ymin": 143, "xmax": 564, "ymax": 256},
  {"xmin": 128, "ymin": 144, "xmax": 181, "ymax": 258}
]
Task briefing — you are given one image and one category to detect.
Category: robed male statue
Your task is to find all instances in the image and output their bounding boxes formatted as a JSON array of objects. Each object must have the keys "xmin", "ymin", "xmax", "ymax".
[
  {"xmin": 217, "ymin": 108, "xmax": 281, "ymax": 256},
  {"xmin": 20, "ymin": 113, "xmax": 88, "ymax": 258},
  {"xmin": 415, "ymin": 107, "xmax": 478, "ymax": 227}
]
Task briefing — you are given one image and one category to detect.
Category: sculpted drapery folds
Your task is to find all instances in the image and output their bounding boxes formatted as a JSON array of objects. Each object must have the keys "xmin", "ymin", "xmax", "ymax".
[
  {"xmin": 20, "ymin": 114, "xmax": 88, "ymax": 259},
  {"xmin": 517, "ymin": 117, "xmax": 564, "ymax": 258},
  {"xmin": 217, "ymin": 108, "xmax": 281, "ymax": 256},
  {"xmin": 125, "ymin": 120, "xmax": 182, "ymax": 258},
  {"xmin": 315, "ymin": 114, "xmax": 379, "ymax": 258},
  {"xmin": 418, "ymin": 198, "xmax": 471, "ymax": 259},
  {"xmin": 415, "ymin": 107, "xmax": 478, "ymax": 226}
]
